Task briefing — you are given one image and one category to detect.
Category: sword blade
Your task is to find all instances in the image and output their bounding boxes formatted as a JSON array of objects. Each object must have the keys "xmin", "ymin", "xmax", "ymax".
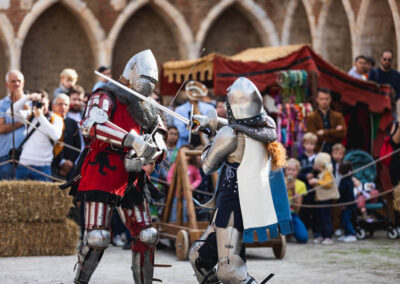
[{"xmin": 94, "ymin": 71, "xmax": 190, "ymax": 125}]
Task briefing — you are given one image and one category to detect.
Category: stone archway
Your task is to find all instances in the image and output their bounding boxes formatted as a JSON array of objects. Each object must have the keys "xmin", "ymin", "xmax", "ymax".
[
  {"xmin": 282, "ymin": 0, "xmax": 312, "ymax": 45},
  {"xmin": 20, "ymin": 3, "xmax": 96, "ymax": 93},
  {"xmin": 316, "ymin": 0, "xmax": 353, "ymax": 71},
  {"xmin": 107, "ymin": 0, "xmax": 194, "ymax": 61},
  {"xmin": 0, "ymin": 36, "xmax": 9, "ymax": 99},
  {"xmin": 196, "ymin": 0, "xmax": 279, "ymax": 55},
  {"xmin": 0, "ymin": 14, "xmax": 14, "ymax": 98},
  {"xmin": 357, "ymin": 0, "xmax": 398, "ymax": 68},
  {"xmin": 111, "ymin": 5, "xmax": 181, "ymax": 78},
  {"xmin": 17, "ymin": 0, "xmax": 106, "ymax": 69},
  {"xmin": 201, "ymin": 4, "xmax": 264, "ymax": 56}
]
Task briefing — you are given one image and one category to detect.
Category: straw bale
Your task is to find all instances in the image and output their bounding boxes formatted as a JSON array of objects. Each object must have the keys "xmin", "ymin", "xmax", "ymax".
[
  {"xmin": 0, "ymin": 219, "xmax": 79, "ymax": 257},
  {"xmin": 394, "ymin": 183, "xmax": 400, "ymax": 212},
  {"xmin": 0, "ymin": 180, "xmax": 73, "ymax": 223}
]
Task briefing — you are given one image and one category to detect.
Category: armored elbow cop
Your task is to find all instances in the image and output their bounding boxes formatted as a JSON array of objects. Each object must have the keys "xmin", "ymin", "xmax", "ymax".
[{"xmin": 202, "ymin": 126, "xmax": 238, "ymax": 175}]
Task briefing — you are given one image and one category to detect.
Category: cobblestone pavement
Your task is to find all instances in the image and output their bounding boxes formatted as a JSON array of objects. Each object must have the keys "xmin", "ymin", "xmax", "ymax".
[{"xmin": 0, "ymin": 232, "xmax": 399, "ymax": 283}]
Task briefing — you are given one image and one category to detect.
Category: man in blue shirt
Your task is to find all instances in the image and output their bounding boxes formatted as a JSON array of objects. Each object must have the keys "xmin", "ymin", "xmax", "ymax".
[
  {"xmin": 0, "ymin": 70, "xmax": 27, "ymax": 180},
  {"xmin": 368, "ymin": 50, "xmax": 400, "ymax": 101},
  {"xmin": 173, "ymin": 80, "xmax": 215, "ymax": 148}
]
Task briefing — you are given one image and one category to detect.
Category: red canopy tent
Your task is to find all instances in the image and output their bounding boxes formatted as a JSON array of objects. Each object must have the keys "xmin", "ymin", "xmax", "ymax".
[{"xmin": 161, "ymin": 44, "xmax": 392, "ymax": 156}]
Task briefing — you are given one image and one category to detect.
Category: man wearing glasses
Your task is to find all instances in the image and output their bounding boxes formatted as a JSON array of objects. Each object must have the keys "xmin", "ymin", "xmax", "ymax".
[{"xmin": 369, "ymin": 50, "xmax": 400, "ymax": 101}]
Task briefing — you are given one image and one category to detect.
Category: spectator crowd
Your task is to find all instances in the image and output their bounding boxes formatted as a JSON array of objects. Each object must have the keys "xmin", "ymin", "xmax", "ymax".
[{"xmin": 1, "ymin": 49, "xmax": 400, "ymax": 247}]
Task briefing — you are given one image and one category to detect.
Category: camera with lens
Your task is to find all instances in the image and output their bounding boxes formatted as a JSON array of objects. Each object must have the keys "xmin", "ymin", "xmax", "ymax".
[{"xmin": 32, "ymin": 100, "xmax": 43, "ymax": 108}]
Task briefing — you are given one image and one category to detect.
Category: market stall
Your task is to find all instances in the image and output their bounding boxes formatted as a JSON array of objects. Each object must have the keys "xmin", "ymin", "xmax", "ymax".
[{"xmin": 161, "ymin": 44, "xmax": 392, "ymax": 156}]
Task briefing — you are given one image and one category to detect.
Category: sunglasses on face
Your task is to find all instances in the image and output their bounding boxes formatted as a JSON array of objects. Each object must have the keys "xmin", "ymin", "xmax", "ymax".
[{"xmin": 383, "ymin": 58, "xmax": 392, "ymax": 62}]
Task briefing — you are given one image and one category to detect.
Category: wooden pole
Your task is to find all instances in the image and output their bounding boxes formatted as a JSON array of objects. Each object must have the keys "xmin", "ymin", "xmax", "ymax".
[
  {"xmin": 161, "ymin": 153, "xmax": 179, "ymax": 222},
  {"xmin": 180, "ymin": 150, "xmax": 199, "ymax": 229}
]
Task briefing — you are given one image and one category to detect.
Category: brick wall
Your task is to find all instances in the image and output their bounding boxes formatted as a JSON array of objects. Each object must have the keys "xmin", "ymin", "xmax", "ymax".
[
  {"xmin": 288, "ymin": 1, "xmax": 312, "ymax": 45},
  {"xmin": 111, "ymin": 5, "xmax": 180, "ymax": 78},
  {"xmin": 359, "ymin": 0, "xmax": 397, "ymax": 68},
  {"xmin": 254, "ymin": 0, "xmax": 290, "ymax": 37},
  {"xmin": 203, "ymin": 5, "xmax": 263, "ymax": 56},
  {"xmin": 0, "ymin": 0, "xmax": 399, "ymax": 95},
  {"xmin": 20, "ymin": 3, "xmax": 95, "ymax": 95},
  {"xmin": 319, "ymin": 0, "xmax": 352, "ymax": 71},
  {"xmin": 0, "ymin": 40, "xmax": 7, "ymax": 98},
  {"xmin": 168, "ymin": 0, "xmax": 216, "ymax": 36}
]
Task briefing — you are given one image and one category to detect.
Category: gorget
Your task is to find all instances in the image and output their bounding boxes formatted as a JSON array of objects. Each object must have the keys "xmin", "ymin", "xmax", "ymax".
[{"xmin": 227, "ymin": 101, "xmax": 277, "ymax": 144}]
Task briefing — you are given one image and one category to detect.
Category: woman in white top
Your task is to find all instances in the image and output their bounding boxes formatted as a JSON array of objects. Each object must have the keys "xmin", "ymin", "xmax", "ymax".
[{"xmin": 7, "ymin": 91, "xmax": 63, "ymax": 181}]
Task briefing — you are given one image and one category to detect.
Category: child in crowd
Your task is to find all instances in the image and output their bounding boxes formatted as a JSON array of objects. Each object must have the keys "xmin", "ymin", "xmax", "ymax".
[
  {"xmin": 354, "ymin": 178, "xmax": 379, "ymax": 222},
  {"xmin": 285, "ymin": 158, "xmax": 309, "ymax": 243},
  {"xmin": 297, "ymin": 132, "xmax": 317, "ymax": 231},
  {"xmin": 331, "ymin": 143, "xmax": 346, "ymax": 185},
  {"xmin": 298, "ymin": 132, "xmax": 318, "ymax": 175},
  {"xmin": 167, "ymin": 144, "xmax": 202, "ymax": 222},
  {"xmin": 309, "ymin": 152, "xmax": 340, "ymax": 245},
  {"xmin": 337, "ymin": 161, "xmax": 357, "ymax": 242},
  {"xmin": 54, "ymin": 68, "xmax": 78, "ymax": 96}
]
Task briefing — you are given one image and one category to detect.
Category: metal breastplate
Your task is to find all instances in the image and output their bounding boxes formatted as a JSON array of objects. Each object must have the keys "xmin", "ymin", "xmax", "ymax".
[{"xmin": 227, "ymin": 132, "xmax": 245, "ymax": 164}]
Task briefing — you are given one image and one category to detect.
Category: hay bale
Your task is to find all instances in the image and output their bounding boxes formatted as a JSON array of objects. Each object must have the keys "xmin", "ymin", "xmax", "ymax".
[
  {"xmin": 0, "ymin": 219, "xmax": 79, "ymax": 257},
  {"xmin": 0, "ymin": 180, "xmax": 73, "ymax": 223},
  {"xmin": 394, "ymin": 183, "xmax": 400, "ymax": 212}
]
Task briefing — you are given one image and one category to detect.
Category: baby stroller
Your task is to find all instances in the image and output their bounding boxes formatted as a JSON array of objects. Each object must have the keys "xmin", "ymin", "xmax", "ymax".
[{"xmin": 344, "ymin": 150, "xmax": 399, "ymax": 240}]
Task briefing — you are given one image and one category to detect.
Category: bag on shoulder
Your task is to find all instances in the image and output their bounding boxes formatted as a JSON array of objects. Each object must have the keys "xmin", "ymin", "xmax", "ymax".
[
  {"xmin": 8, "ymin": 148, "xmax": 22, "ymax": 162},
  {"xmin": 8, "ymin": 120, "xmax": 40, "ymax": 163}
]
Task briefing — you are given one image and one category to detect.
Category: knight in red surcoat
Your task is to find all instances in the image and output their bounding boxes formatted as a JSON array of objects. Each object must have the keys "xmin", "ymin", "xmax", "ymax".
[{"xmin": 73, "ymin": 50, "xmax": 167, "ymax": 284}]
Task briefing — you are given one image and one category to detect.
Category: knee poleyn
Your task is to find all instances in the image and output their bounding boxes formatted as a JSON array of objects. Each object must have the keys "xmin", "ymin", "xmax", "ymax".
[
  {"xmin": 86, "ymin": 229, "xmax": 111, "ymax": 249},
  {"xmin": 139, "ymin": 227, "xmax": 159, "ymax": 246}
]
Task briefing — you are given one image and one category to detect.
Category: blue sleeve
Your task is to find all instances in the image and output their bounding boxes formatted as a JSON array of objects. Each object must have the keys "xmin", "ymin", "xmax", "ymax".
[
  {"xmin": 394, "ymin": 72, "xmax": 400, "ymax": 99},
  {"xmin": 173, "ymin": 106, "xmax": 189, "ymax": 140},
  {"xmin": 0, "ymin": 100, "xmax": 8, "ymax": 119}
]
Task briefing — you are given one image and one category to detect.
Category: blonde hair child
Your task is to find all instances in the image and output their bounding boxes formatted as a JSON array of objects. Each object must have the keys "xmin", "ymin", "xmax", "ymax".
[{"xmin": 309, "ymin": 152, "xmax": 339, "ymax": 201}]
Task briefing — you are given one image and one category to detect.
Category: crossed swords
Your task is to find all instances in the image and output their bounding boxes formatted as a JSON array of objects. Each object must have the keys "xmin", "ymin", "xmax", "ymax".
[{"xmin": 95, "ymin": 71, "xmax": 191, "ymax": 126}]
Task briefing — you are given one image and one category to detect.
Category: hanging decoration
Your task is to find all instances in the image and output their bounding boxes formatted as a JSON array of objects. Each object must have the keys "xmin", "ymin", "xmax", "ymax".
[
  {"xmin": 275, "ymin": 70, "xmax": 312, "ymax": 156},
  {"xmin": 276, "ymin": 70, "xmax": 308, "ymax": 104}
]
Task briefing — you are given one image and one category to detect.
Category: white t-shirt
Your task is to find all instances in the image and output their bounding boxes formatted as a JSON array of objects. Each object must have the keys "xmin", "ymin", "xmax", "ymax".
[{"xmin": 10, "ymin": 96, "xmax": 63, "ymax": 166}]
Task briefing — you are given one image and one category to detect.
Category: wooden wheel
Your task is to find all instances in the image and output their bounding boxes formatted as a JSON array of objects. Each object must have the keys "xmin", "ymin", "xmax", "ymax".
[
  {"xmin": 175, "ymin": 230, "xmax": 189, "ymax": 260},
  {"xmin": 272, "ymin": 235, "xmax": 286, "ymax": 259}
]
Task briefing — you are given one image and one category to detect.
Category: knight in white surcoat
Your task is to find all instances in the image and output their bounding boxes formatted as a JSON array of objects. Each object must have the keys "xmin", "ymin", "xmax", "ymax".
[{"xmin": 189, "ymin": 77, "xmax": 292, "ymax": 283}]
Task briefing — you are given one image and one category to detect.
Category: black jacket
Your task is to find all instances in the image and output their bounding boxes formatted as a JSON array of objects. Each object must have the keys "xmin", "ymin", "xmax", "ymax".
[
  {"xmin": 53, "ymin": 117, "xmax": 81, "ymax": 167},
  {"xmin": 338, "ymin": 176, "xmax": 356, "ymax": 209}
]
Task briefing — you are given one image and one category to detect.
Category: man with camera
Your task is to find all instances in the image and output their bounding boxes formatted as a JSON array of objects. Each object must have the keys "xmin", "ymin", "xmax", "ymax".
[
  {"xmin": 7, "ymin": 90, "xmax": 63, "ymax": 181},
  {"xmin": 0, "ymin": 70, "xmax": 27, "ymax": 180}
]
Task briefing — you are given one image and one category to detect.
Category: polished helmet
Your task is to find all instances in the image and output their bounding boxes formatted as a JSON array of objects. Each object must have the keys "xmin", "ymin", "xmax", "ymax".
[
  {"xmin": 226, "ymin": 77, "xmax": 264, "ymax": 123},
  {"xmin": 120, "ymin": 49, "xmax": 158, "ymax": 97}
]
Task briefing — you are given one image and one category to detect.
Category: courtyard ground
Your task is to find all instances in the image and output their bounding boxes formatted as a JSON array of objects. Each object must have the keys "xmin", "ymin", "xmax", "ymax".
[{"xmin": 0, "ymin": 232, "xmax": 399, "ymax": 283}]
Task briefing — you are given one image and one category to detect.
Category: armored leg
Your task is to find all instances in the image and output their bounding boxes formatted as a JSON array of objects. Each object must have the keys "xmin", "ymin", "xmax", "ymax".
[
  {"xmin": 74, "ymin": 202, "xmax": 112, "ymax": 284},
  {"xmin": 216, "ymin": 213, "xmax": 257, "ymax": 284},
  {"xmin": 189, "ymin": 218, "xmax": 219, "ymax": 283},
  {"xmin": 118, "ymin": 200, "xmax": 158, "ymax": 284}
]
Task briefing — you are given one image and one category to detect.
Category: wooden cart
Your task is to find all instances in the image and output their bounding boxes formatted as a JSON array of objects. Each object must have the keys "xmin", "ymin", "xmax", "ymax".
[{"xmin": 154, "ymin": 149, "xmax": 286, "ymax": 260}]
